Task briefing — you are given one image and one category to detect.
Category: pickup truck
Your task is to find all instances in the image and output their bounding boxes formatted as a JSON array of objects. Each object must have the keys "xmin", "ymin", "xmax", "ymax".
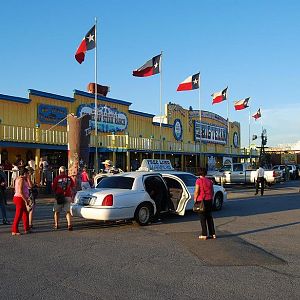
[{"xmin": 208, "ymin": 163, "xmax": 281, "ymax": 186}]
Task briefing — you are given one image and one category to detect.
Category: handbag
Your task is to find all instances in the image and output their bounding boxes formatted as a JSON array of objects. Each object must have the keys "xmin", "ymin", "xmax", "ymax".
[
  {"xmin": 193, "ymin": 200, "xmax": 205, "ymax": 213},
  {"xmin": 55, "ymin": 194, "xmax": 66, "ymax": 205},
  {"xmin": 26, "ymin": 201, "xmax": 33, "ymax": 212}
]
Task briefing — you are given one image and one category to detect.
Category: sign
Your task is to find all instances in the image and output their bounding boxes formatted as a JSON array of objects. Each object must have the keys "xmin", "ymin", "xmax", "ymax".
[
  {"xmin": 233, "ymin": 132, "xmax": 239, "ymax": 148},
  {"xmin": 173, "ymin": 119, "xmax": 183, "ymax": 141},
  {"xmin": 207, "ymin": 156, "xmax": 216, "ymax": 171},
  {"xmin": 77, "ymin": 104, "xmax": 128, "ymax": 133},
  {"xmin": 223, "ymin": 157, "xmax": 233, "ymax": 165},
  {"xmin": 138, "ymin": 159, "xmax": 174, "ymax": 171},
  {"xmin": 38, "ymin": 104, "xmax": 67, "ymax": 126},
  {"xmin": 281, "ymin": 153, "xmax": 296, "ymax": 164},
  {"xmin": 194, "ymin": 121, "xmax": 227, "ymax": 144}
]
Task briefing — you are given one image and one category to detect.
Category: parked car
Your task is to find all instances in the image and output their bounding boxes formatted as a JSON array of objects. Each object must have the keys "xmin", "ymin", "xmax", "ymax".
[
  {"xmin": 71, "ymin": 160, "xmax": 227, "ymax": 226},
  {"xmin": 208, "ymin": 163, "xmax": 281, "ymax": 186},
  {"xmin": 272, "ymin": 165, "xmax": 287, "ymax": 181},
  {"xmin": 295, "ymin": 165, "xmax": 300, "ymax": 178},
  {"xmin": 287, "ymin": 164, "xmax": 298, "ymax": 180},
  {"xmin": 272, "ymin": 164, "xmax": 297, "ymax": 180}
]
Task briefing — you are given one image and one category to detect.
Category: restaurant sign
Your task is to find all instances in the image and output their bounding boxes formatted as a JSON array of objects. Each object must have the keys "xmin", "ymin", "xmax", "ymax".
[
  {"xmin": 77, "ymin": 104, "xmax": 128, "ymax": 132},
  {"xmin": 194, "ymin": 121, "xmax": 227, "ymax": 144},
  {"xmin": 38, "ymin": 104, "xmax": 67, "ymax": 126}
]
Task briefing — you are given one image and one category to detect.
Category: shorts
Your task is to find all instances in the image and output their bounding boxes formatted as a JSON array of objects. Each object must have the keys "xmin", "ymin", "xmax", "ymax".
[
  {"xmin": 53, "ymin": 197, "xmax": 71, "ymax": 213},
  {"xmin": 81, "ymin": 181, "xmax": 91, "ymax": 190}
]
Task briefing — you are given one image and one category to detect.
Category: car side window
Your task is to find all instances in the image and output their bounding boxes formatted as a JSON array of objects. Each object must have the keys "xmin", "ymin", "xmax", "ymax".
[{"xmin": 233, "ymin": 164, "xmax": 243, "ymax": 171}]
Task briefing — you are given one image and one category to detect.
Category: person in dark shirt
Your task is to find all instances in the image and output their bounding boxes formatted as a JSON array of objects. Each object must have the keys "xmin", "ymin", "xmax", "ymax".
[
  {"xmin": 0, "ymin": 166, "xmax": 9, "ymax": 224},
  {"xmin": 52, "ymin": 166, "xmax": 75, "ymax": 231}
]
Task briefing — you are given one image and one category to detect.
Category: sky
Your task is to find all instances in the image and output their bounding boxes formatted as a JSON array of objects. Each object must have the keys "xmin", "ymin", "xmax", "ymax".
[{"xmin": 1, "ymin": 0, "xmax": 300, "ymax": 148}]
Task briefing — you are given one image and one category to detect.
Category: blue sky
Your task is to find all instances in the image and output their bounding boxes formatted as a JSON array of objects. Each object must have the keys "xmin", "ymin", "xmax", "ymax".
[{"xmin": 1, "ymin": 0, "xmax": 300, "ymax": 147}]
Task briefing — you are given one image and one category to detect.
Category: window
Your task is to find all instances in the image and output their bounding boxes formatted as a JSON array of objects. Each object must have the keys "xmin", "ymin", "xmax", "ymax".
[
  {"xmin": 220, "ymin": 165, "xmax": 232, "ymax": 172},
  {"xmin": 233, "ymin": 164, "xmax": 243, "ymax": 171},
  {"xmin": 96, "ymin": 176, "xmax": 134, "ymax": 189},
  {"xmin": 171, "ymin": 173, "xmax": 197, "ymax": 187}
]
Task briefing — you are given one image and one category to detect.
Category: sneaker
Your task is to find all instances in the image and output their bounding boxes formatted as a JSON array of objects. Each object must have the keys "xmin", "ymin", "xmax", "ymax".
[
  {"xmin": 3, "ymin": 220, "xmax": 10, "ymax": 225},
  {"xmin": 198, "ymin": 235, "xmax": 207, "ymax": 240},
  {"xmin": 212, "ymin": 234, "xmax": 217, "ymax": 239},
  {"xmin": 11, "ymin": 232, "xmax": 21, "ymax": 236}
]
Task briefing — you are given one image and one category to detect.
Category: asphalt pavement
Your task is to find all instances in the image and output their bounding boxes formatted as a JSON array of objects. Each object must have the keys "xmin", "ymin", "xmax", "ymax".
[{"xmin": 0, "ymin": 180, "xmax": 299, "ymax": 299}]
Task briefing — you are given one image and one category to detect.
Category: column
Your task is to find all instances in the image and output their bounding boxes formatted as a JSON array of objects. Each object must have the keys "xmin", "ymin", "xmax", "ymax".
[
  {"xmin": 126, "ymin": 151, "xmax": 130, "ymax": 172},
  {"xmin": 35, "ymin": 148, "xmax": 40, "ymax": 185},
  {"xmin": 112, "ymin": 151, "xmax": 116, "ymax": 167}
]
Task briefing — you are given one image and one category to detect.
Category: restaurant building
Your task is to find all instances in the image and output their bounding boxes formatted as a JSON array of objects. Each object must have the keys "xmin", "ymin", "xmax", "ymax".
[{"xmin": 0, "ymin": 88, "xmax": 251, "ymax": 174}]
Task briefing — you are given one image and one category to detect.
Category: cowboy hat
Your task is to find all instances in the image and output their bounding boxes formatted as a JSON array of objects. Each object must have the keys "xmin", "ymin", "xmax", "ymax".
[{"xmin": 102, "ymin": 160, "xmax": 113, "ymax": 166}]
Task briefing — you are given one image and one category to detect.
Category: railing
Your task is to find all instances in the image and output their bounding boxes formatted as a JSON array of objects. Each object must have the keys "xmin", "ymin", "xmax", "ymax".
[
  {"xmin": 0, "ymin": 124, "xmax": 249, "ymax": 156},
  {"xmin": 0, "ymin": 125, "xmax": 67, "ymax": 145}
]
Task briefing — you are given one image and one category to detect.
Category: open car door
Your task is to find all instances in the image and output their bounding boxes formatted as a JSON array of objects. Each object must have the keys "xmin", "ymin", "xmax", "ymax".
[{"xmin": 162, "ymin": 174, "xmax": 191, "ymax": 216}]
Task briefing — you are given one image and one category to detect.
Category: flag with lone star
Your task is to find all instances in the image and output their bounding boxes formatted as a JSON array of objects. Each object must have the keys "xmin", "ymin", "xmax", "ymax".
[{"xmin": 75, "ymin": 25, "xmax": 96, "ymax": 64}]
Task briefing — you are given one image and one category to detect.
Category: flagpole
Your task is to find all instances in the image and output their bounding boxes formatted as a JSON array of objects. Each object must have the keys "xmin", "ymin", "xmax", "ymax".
[
  {"xmin": 248, "ymin": 107, "xmax": 251, "ymax": 163},
  {"xmin": 159, "ymin": 50, "xmax": 163, "ymax": 159},
  {"xmin": 226, "ymin": 86, "xmax": 230, "ymax": 155},
  {"xmin": 198, "ymin": 73, "xmax": 201, "ymax": 168},
  {"xmin": 94, "ymin": 17, "xmax": 98, "ymax": 172}
]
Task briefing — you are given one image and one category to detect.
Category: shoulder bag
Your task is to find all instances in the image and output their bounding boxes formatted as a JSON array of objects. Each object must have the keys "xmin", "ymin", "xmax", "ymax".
[
  {"xmin": 193, "ymin": 200, "xmax": 205, "ymax": 213},
  {"xmin": 193, "ymin": 177, "xmax": 206, "ymax": 213}
]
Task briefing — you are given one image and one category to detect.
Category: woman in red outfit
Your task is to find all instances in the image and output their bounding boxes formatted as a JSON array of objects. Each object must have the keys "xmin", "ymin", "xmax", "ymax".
[
  {"xmin": 80, "ymin": 167, "xmax": 91, "ymax": 190},
  {"xmin": 194, "ymin": 168, "xmax": 216, "ymax": 240},
  {"xmin": 11, "ymin": 167, "xmax": 31, "ymax": 236}
]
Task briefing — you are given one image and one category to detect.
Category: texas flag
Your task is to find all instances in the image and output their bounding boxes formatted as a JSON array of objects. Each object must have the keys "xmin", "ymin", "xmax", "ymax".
[
  {"xmin": 252, "ymin": 108, "xmax": 261, "ymax": 120},
  {"xmin": 234, "ymin": 97, "xmax": 250, "ymax": 110},
  {"xmin": 75, "ymin": 25, "xmax": 96, "ymax": 64},
  {"xmin": 176, "ymin": 73, "xmax": 200, "ymax": 91},
  {"xmin": 212, "ymin": 87, "xmax": 228, "ymax": 104},
  {"xmin": 132, "ymin": 54, "xmax": 161, "ymax": 77}
]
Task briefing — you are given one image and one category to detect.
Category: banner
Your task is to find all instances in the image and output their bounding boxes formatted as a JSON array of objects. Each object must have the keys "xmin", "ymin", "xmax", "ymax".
[
  {"xmin": 77, "ymin": 104, "xmax": 128, "ymax": 133},
  {"xmin": 194, "ymin": 121, "xmax": 227, "ymax": 144}
]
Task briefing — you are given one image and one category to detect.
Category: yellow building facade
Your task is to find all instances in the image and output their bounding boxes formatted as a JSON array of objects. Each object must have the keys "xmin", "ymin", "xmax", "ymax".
[{"xmin": 0, "ymin": 89, "xmax": 248, "ymax": 173}]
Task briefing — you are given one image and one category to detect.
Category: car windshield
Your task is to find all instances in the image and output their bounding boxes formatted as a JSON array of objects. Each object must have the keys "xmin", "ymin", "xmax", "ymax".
[
  {"xmin": 219, "ymin": 165, "xmax": 232, "ymax": 171},
  {"xmin": 171, "ymin": 173, "xmax": 197, "ymax": 187},
  {"xmin": 96, "ymin": 176, "xmax": 134, "ymax": 189}
]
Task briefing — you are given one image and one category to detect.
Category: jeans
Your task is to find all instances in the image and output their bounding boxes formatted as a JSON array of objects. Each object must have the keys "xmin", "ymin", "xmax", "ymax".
[
  {"xmin": 12, "ymin": 196, "xmax": 29, "ymax": 233},
  {"xmin": 199, "ymin": 200, "xmax": 215, "ymax": 236},
  {"xmin": 255, "ymin": 177, "xmax": 265, "ymax": 195}
]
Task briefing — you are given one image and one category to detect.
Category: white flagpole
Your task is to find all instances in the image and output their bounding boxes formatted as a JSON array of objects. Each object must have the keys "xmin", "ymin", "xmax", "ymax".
[
  {"xmin": 226, "ymin": 87, "xmax": 230, "ymax": 154},
  {"xmin": 198, "ymin": 73, "xmax": 201, "ymax": 168},
  {"xmin": 94, "ymin": 17, "xmax": 98, "ymax": 172},
  {"xmin": 248, "ymin": 106, "xmax": 251, "ymax": 163},
  {"xmin": 159, "ymin": 51, "xmax": 163, "ymax": 159}
]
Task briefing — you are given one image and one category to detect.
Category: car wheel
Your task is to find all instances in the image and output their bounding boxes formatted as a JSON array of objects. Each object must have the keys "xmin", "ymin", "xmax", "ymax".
[
  {"xmin": 134, "ymin": 203, "xmax": 153, "ymax": 226},
  {"xmin": 213, "ymin": 192, "xmax": 223, "ymax": 211}
]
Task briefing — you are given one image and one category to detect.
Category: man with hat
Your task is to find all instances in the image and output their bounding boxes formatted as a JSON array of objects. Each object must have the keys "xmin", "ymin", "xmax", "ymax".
[{"xmin": 102, "ymin": 160, "xmax": 114, "ymax": 173}]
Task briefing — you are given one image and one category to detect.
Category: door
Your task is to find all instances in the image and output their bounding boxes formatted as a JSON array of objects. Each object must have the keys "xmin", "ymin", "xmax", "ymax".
[
  {"xmin": 162, "ymin": 174, "xmax": 190, "ymax": 216},
  {"xmin": 231, "ymin": 163, "xmax": 245, "ymax": 183}
]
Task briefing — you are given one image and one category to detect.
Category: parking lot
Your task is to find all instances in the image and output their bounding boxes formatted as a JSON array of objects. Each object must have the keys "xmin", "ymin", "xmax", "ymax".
[{"xmin": 0, "ymin": 180, "xmax": 299, "ymax": 299}]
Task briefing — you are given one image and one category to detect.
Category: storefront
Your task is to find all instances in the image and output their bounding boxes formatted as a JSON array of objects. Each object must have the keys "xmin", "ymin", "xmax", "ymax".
[{"xmin": 0, "ymin": 88, "xmax": 249, "ymax": 173}]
